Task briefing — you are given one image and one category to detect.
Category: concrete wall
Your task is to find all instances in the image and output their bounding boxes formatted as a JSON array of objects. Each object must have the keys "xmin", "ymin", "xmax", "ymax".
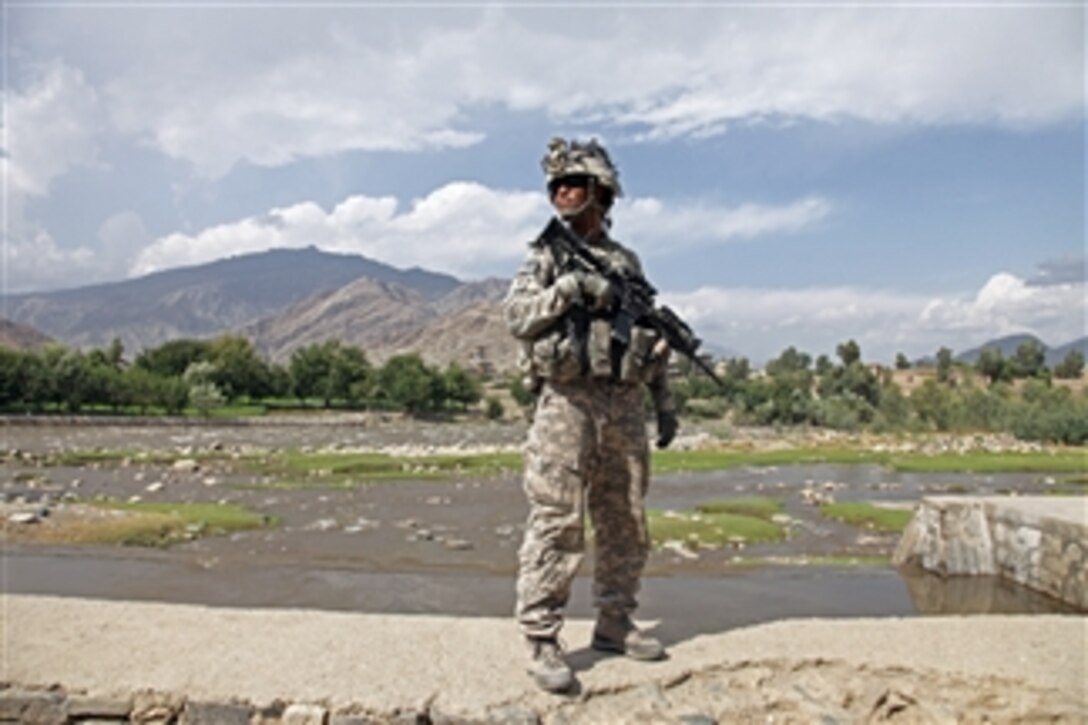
[{"xmin": 894, "ymin": 496, "xmax": 1087, "ymax": 611}]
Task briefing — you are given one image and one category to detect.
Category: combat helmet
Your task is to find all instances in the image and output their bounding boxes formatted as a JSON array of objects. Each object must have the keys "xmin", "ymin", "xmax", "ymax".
[{"xmin": 541, "ymin": 137, "xmax": 623, "ymax": 213}]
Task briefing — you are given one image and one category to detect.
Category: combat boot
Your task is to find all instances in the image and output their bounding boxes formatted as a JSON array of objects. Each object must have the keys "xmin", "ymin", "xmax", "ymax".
[
  {"xmin": 591, "ymin": 613, "xmax": 665, "ymax": 661},
  {"xmin": 526, "ymin": 637, "xmax": 574, "ymax": 693}
]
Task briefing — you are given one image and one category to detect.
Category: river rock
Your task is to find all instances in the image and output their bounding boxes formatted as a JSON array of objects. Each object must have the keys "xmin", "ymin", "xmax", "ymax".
[
  {"xmin": 173, "ymin": 459, "xmax": 200, "ymax": 473},
  {"xmin": 8, "ymin": 511, "xmax": 40, "ymax": 524},
  {"xmin": 180, "ymin": 701, "xmax": 252, "ymax": 724},
  {"xmin": 283, "ymin": 702, "xmax": 328, "ymax": 725},
  {"xmin": 67, "ymin": 694, "xmax": 133, "ymax": 718},
  {"xmin": 445, "ymin": 538, "xmax": 473, "ymax": 550}
]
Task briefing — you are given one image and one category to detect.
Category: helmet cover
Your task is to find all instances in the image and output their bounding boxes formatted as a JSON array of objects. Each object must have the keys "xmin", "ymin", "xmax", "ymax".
[{"xmin": 541, "ymin": 137, "xmax": 623, "ymax": 199}]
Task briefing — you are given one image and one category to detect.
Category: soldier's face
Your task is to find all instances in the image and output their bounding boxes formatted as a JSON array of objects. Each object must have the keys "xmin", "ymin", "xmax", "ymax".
[{"xmin": 551, "ymin": 178, "xmax": 589, "ymax": 215}]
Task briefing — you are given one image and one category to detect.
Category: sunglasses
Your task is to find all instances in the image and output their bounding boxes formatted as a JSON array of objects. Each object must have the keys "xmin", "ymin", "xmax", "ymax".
[{"xmin": 548, "ymin": 175, "xmax": 592, "ymax": 194}]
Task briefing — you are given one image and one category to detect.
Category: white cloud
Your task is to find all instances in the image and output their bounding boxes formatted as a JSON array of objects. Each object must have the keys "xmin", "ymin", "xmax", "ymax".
[
  {"xmin": 0, "ymin": 61, "xmax": 107, "ymax": 294},
  {"xmin": 131, "ymin": 183, "xmax": 550, "ymax": 278},
  {"xmin": 4, "ymin": 230, "xmax": 97, "ymax": 294},
  {"xmin": 664, "ymin": 273, "xmax": 1086, "ymax": 364},
  {"xmin": 14, "ymin": 5, "xmax": 1082, "ymax": 176},
  {"xmin": 619, "ymin": 197, "xmax": 831, "ymax": 254},
  {"xmin": 130, "ymin": 184, "xmax": 827, "ymax": 279},
  {"xmin": 3, "ymin": 61, "xmax": 103, "ymax": 196}
]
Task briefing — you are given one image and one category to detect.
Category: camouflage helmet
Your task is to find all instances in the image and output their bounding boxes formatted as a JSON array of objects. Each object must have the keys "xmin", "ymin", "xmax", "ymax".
[{"xmin": 541, "ymin": 137, "xmax": 623, "ymax": 202}]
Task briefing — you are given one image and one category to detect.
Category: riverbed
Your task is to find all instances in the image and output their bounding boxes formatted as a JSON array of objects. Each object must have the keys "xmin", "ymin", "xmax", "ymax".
[{"xmin": 1, "ymin": 420, "xmax": 1080, "ymax": 626}]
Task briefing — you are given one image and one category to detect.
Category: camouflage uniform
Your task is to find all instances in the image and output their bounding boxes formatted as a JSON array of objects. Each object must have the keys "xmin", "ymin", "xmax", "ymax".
[{"xmin": 504, "ymin": 232, "xmax": 673, "ymax": 639}]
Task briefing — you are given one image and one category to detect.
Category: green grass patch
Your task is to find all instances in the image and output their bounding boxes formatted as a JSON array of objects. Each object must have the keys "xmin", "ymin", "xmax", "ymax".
[
  {"xmin": 694, "ymin": 496, "xmax": 783, "ymax": 520},
  {"xmin": 243, "ymin": 450, "xmax": 524, "ymax": 485},
  {"xmin": 38, "ymin": 443, "xmax": 1086, "ymax": 484},
  {"xmin": 648, "ymin": 508, "xmax": 786, "ymax": 549},
  {"xmin": 651, "ymin": 446, "xmax": 1086, "ymax": 475},
  {"xmin": 81, "ymin": 499, "xmax": 278, "ymax": 546},
  {"xmin": 819, "ymin": 502, "xmax": 913, "ymax": 533},
  {"xmin": 651, "ymin": 447, "xmax": 877, "ymax": 473},
  {"xmin": 886, "ymin": 451, "xmax": 1087, "ymax": 474}
]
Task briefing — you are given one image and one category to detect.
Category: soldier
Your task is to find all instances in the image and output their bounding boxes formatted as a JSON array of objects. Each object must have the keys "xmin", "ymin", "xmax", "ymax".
[{"xmin": 503, "ymin": 137, "xmax": 678, "ymax": 693}]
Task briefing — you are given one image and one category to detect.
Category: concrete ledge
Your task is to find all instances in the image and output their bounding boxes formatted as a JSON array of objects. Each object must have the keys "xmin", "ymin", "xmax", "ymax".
[
  {"xmin": 2, "ymin": 595, "xmax": 1085, "ymax": 722},
  {"xmin": 894, "ymin": 496, "xmax": 1088, "ymax": 609}
]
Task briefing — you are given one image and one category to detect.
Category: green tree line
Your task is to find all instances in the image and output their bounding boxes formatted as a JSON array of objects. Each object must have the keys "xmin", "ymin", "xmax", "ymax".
[
  {"xmin": 1, "ymin": 335, "xmax": 1084, "ymax": 444},
  {"xmin": 0, "ymin": 335, "xmax": 482, "ymax": 417},
  {"xmin": 667, "ymin": 339, "xmax": 1086, "ymax": 445}
]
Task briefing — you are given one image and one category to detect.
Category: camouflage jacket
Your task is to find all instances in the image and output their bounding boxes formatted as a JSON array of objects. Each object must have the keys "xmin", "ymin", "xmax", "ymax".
[{"xmin": 502, "ymin": 230, "xmax": 674, "ymax": 413}]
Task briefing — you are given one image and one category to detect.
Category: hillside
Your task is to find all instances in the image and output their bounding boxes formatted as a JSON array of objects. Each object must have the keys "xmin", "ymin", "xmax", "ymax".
[
  {"xmin": 245, "ymin": 276, "xmax": 514, "ymax": 371},
  {"xmin": 0, "ymin": 317, "xmax": 53, "ymax": 350},
  {"xmin": 244, "ymin": 278, "xmax": 437, "ymax": 362},
  {"xmin": 371, "ymin": 300, "xmax": 516, "ymax": 372},
  {"xmin": 1, "ymin": 247, "xmax": 460, "ymax": 354},
  {"xmin": 957, "ymin": 333, "xmax": 1087, "ymax": 367}
]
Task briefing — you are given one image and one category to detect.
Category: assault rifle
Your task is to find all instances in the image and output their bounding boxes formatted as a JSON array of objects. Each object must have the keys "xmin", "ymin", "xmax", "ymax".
[{"xmin": 539, "ymin": 216, "xmax": 726, "ymax": 389}]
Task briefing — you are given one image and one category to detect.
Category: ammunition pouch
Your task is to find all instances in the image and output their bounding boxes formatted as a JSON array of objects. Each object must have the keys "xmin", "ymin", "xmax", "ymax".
[{"xmin": 521, "ymin": 317, "xmax": 668, "ymax": 385}]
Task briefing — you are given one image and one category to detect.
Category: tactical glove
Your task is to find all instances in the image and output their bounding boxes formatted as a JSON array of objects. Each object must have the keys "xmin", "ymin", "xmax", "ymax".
[
  {"xmin": 554, "ymin": 272, "xmax": 584, "ymax": 305},
  {"xmin": 576, "ymin": 271, "xmax": 614, "ymax": 311},
  {"xmin": 655, "ymin": 409, "xmax": 678, "ymax": 449}
]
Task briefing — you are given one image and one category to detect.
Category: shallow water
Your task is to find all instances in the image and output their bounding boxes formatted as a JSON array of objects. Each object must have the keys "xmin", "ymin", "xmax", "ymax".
[
  {"xmin": 2, "ymin": 545, "xmax": 1077, "ymax": 648},
  {"xmin": 1, "ymin": 422, "xmax": 1082, "ymax": 623}
]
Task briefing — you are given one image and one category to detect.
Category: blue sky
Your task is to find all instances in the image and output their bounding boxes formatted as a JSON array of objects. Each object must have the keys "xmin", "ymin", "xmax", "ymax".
[{"xmin": 3, "ymin": 2, "xmax": 1084, "ymax": 363}]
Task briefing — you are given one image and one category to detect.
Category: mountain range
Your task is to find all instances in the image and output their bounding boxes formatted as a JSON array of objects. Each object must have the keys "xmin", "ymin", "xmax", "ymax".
[
  {"xmin": 1, "ymin": 247, "xmax": 514, "ymax": 370},
  {"xmin": 2, "ymin": 248, "xmax": 1083, "ymax": 374},
  {"xmin": 956, "ymin": 333, "xmax": 1088, "ymax": 367}
]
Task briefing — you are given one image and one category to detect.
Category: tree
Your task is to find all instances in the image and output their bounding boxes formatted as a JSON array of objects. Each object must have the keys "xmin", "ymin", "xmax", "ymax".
[
  {"xmin": 724, "ymin": 357, "xmax": 750, "ymax": 382},
  {"xmin": 207, "ymin": 335, "xmax": 273, "ymax": 401},
  {"xmin": 441, "ymin": 363, "xmax": 482, "ymax": 411},
  {"xmin": 836, "ymin": 339, "xmax": 861, "ymax": 366},
  {"xmin": 818, "ymin": 360, "xmax": 880, "ymax": 409},
  {"xmin": 911, "ymin": 378, "xmax": 962, "ymax": 431},
  {"xmin": 508, "ymin": 376, "xmax": 536, "ymax": 409},
  {"xmin": 895, "ymin": 353, "xmax": 911, "ymax": 370},
  {"xmin": 374, "ymin": 354, "xmax": 442, "ymax": 414},
  {"xmin": 328, "ymin": 344, "xmax": 371, "ymax": 407},
  {"xmin": 120, "ymin": 366, "xmax": 163, "ymax": 413},
  {"xmin": 815, "ymin": 354, "xmax": 833, "ymax": 377},
  {"xmin": 289, "ymin": 343, "xmax": 334, "ymax": 405},
  {"xmin": 135, "ymin": 339, "xmax": 211, "ymax": 377},
  {"xmin": 765, "ymin": 346, "xmax": 811, "ymax": 376},
  {"xmin": 184, "ymin": 362, "xmax": 223, "ymax": 415},
  {"xmin": 289, "ymin": 341, "xmax": 370, "ymax": 407},
  {"xmin": 1011, "ymin": 341, "xmax": 1047, "ymax": 380},
  {"xmin": 106, "ymin": 337, "xmax": 125, "ymax": 367},
  {"xmin": 189, "ymin": 382, "xmax": 225, "ymax": 417},
  {"xmin": 1054, "ymin": 349, "xmax": 1085, "ymax": 379},
  {"xmin": 975, "ymin": 347, "xmax": 1008, "ymax": 385},
  {"xmin": 152, "ymin": 376, "xmax": 190, "ymax": 415},
  {"xmin": 936, "ymin": 347, "xmax": 955, "ymax": 385},
  {"xmin": 45, "ymin": 347, "xmax": 92, "ymax": 412}
]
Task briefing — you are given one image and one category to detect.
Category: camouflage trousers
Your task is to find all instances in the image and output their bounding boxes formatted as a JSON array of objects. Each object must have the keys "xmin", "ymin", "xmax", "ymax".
[{"xmin": 515, "ymin": 378, "xmax": 651, "ymax": 640}]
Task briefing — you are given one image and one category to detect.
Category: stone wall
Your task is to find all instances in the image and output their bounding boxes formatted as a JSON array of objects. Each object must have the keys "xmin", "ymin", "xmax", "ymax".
[{"xmin": 894, "ymin": 496, "xmax": 1087, "ymax": 610}]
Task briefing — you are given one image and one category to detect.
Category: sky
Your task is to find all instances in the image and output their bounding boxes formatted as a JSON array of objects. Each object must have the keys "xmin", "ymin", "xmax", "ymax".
[{"xmin": 2, "ymin": 1, "xmax": 1085, "ymax": 364}]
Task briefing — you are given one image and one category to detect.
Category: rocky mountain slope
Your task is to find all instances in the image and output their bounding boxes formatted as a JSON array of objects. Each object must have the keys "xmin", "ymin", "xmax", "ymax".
[
  {"xmin": 245, "ymin": 277, "xmax": 514, "ymax": 371},
  {"xmin": 371, "ymin": 300, "xmax": 516, "ymax": 371},
  {"xmin": 0, "ymin": 317, "xmax": 53, "ymax": 350},
  {"xmin": 1, "ymin": 247, "xmax": 460, "ymax": 354}
]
